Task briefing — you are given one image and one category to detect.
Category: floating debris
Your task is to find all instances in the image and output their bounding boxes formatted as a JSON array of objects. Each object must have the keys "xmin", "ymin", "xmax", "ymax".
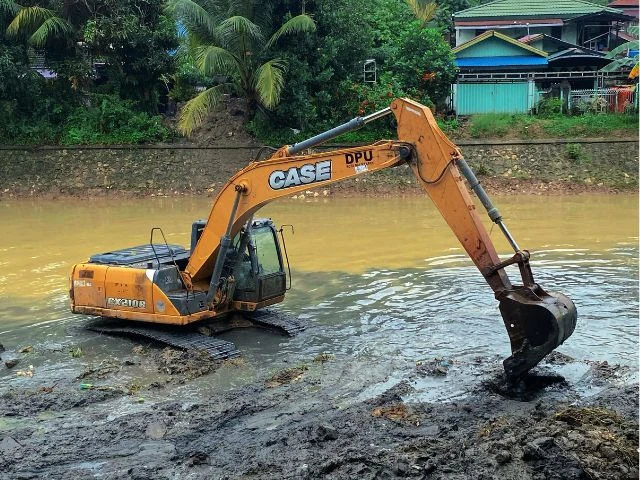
[
  {"xmin": 265, "ymin": 365, "xmax": 308, "ymax": 388},
  {"xmin": 16, "ymin": 365, "xmax": 34, "ymax": 377},
  {"xmin": 416, "ymin": 357, "xmax": 453, "ymax": 377},
  {"xmin": 70, "ymin": 347, "xmax": 83, "ymax": 358},
  {"xmin": 313, "ymin": 353, "xmax": 334, "ymax": 364}
]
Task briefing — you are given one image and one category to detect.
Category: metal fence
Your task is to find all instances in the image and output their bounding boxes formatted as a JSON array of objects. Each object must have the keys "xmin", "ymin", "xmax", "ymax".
[{"xmin": 568, "ymin": 88, "xmax": 637, "ymax": 113}]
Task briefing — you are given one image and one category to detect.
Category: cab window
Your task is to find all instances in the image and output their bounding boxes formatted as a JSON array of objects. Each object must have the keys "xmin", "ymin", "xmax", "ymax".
[{"xmin": 253, "ymin": 227, "xmax": 282, "ymax": 274}]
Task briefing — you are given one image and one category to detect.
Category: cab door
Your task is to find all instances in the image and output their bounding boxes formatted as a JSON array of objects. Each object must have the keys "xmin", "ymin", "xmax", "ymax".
[{"xmin": 233, "ymin": 222, "xmax": 286, "ymax": 303}]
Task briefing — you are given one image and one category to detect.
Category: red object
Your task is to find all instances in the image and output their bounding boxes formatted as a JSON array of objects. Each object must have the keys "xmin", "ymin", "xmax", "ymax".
[
  {"xmin": 608, "ymin": 0, "xmax": 637, "ymax": 7},
  {"xmin": 609, "ymin": 86, "xmax": 636, "ymax": 113}
]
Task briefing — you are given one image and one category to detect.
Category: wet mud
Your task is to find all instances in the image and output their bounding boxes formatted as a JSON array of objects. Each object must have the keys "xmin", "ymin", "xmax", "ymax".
[{"xmin": 0, "ymin": 342, "xmax": 637, "ymax": 480}]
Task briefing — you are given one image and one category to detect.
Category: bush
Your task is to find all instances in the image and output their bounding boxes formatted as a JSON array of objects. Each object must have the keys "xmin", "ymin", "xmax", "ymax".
[
  {"xmin": 61, "ymin": 94, "xmax": 175, "ymax": 144},
  {"xmin": 537, "ymin": 97, "xmax": 563, "ymax": 117},
  {"xmin": 437, "ymin": 117, "xmax": 459, "ymax": 135},
  {"xmin": 469, "ymin": 114, "xmax": 517, "ymax": 138},
  {"xmin": 564, "ymin": 143, "xmax": 589, "ymax": 163},
  {"xmin": 392, "ymin": 28, "xmax": 457, "ymax": 111}
]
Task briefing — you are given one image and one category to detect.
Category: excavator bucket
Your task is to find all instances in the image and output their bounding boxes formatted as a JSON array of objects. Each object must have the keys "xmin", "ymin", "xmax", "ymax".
[{"xmin": 499, "ymin": 286, "xmax": 577, "ymax": 378}]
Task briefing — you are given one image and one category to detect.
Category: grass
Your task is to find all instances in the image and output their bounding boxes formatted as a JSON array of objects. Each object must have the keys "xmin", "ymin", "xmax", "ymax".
[
  {"xmin": 249, "ymin": 111, "xmax": 637, "ymax": 147},
  {"xmin": 467, "ymin": 112, "xmax": 638, "ymax": 139}
]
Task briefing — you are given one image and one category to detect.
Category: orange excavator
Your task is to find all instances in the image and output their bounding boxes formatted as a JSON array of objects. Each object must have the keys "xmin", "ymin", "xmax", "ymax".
[{"xmin": 70, "ymin": 98, "xmax": 576, "ymax": 377}]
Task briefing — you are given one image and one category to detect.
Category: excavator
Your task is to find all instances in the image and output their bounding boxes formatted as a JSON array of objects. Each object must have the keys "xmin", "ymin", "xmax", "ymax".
[{"xmin": 70, "ymin": 98, "xmax": 577, "ymax": 378}]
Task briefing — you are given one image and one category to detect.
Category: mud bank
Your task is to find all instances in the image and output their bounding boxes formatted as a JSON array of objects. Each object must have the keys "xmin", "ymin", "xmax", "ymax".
[
  {"xmin": 0, "ymin": 137, "xmax": 637, "ymax": 199},
  {"xmin": 0, "ymin": 339, "xmax": 637, "ymax": 480}
]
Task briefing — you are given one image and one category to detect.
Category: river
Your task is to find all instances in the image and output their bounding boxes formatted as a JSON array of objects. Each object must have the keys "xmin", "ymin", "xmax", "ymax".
[{"xmin": 0, "ymin": 194, "xmax": 637, "ymax": 398}]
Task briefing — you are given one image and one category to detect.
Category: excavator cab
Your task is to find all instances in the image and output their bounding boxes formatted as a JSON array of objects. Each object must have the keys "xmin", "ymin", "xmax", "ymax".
[
  {"xmin": 228, "ymin": 219, "xmax": 287, "ymax": 305},
  {"xmin": 190, "ymin": 218, "xmax": 286, "ymax": 308}
]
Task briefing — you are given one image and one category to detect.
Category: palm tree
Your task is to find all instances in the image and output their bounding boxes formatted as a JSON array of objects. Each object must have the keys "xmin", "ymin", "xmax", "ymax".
[
  {"xmin": 166, "ymin": 0, "xmax": 316, "ymax": 135},
  {"xmin": 3, "ymin": 1, "xmax": 75, "ymax": 47},
  {"xmin": 405, "ymin": 0, "xmax": 438, "ymax": 27}
]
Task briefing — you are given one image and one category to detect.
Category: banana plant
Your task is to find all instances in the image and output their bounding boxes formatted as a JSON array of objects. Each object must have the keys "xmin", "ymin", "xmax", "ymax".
[{"xmin": 600, "ymin": 25, "xmax": 639, "ymax": 75}]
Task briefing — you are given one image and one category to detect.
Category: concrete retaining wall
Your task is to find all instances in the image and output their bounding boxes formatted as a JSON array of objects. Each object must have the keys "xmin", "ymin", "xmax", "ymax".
[{"xmin": 0, "ymin": 138, "xmax": 637, "ymax": 197}]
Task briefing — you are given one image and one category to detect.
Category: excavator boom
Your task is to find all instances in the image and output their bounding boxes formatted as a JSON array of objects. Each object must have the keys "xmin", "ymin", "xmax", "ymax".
[{"xmin": 70, "ymin": 98, "xmax": 577, "ymax": 378}]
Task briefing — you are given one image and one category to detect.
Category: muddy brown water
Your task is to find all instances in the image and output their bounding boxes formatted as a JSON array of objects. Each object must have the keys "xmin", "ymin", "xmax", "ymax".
[{"xmin": 0, "ymin": 194, "xmax": 638, "ymax": 402}]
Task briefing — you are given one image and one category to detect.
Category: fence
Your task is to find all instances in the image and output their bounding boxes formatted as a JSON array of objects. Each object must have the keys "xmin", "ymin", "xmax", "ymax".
[{"xmin": 568, "ymin": 87, "xmax": 637, "ymax": 113}]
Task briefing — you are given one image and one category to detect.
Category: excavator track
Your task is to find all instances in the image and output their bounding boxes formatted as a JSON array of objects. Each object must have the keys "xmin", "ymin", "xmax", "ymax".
[
  {"xmin": 87, "ymin": 320, "xmax": 240, "ymax": 360},
  {"xmin": 241, "ymin": 308, "xmax": 307, "ymax": 336}
]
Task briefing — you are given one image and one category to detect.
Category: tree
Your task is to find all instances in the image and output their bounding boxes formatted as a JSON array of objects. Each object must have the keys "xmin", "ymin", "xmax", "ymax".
[
  {"xmin": 258, "ymin": 0, "xmax": 456, "ymax": 134},
  {"xmin": 166, "ymin": 0, "xmax": 316, "ymax": 135},
  {"xmin": 4, "ymin": 1, "xmax": 75, "ymax": 48},
  {"xmin": 393, "ymin": 27, "xmax": 457, "ymax": 108},
  {"xmin": 2, "ymin": 0, "xmax": 93, "ymax": 86},
  {"xmin": 268, "ymin": 0, "xmax": 375, "ymax": 130},
  {"xmin": 0, "ymin": 0, "xmax": 82, "ymax": 142},
  {"xmin": 83, "ymin": 0, "xmax": 178, "ymax": 112}
]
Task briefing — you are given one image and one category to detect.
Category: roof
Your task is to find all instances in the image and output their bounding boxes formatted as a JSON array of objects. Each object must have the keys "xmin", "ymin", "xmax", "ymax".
[
  {"xmin": 518, "ymin": 34, "xmax": 545, "ymax": 43},
  {"xmin": 615, "ymin": 31, "xmax": 637, "ymax": 41},
  {"xmin": 453, "ymin": 30, "xmax": 548, "ymax": 56},
  {"xmin": 456, "ymin": 19, "xmax": 564, "ymax": 27},
  {"xmin": 454, "ymin": 0, "xmax": 626, "ymax": 20},
  {"xmin": 548, "ymin": 48, "xmax": 609, "ymax": 60},
  {"xmin": 608, "ymin": 0, "xmax": 637, "ymax": 6},
  {"xmin": 546, "ymin": 48, "xmax": 613, "ymax": 67},
  {"xmin": 519, "ymin": 33, "xmax": 605, "ymax": 55},
  {"xmin": 455, "ymin": 56, "xmax": 548, "ymax": 67},
  {"xmin": 607, "ymin": 0, "xmax": 638, "ymax": 18}
]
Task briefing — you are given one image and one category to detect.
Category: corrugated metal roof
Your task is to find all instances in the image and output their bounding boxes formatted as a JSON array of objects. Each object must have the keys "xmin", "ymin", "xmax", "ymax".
[
  {"xmin": 456, "ymin": 56, "xmax": 549, "ymax": 67},
  {"xmin": 519, "ymin": 34, "xmax": 605, "ymax": 54},
  {"xmin": 456, "ymin": 19, "xmax": 564, "ymax": 26},
  {"xmin": 548, "ymin": 48, "xmax": 607, "ymax": 60},
  {"xmin": 455, "ymin": 0, "xmax": 625, "ymax": 20}
]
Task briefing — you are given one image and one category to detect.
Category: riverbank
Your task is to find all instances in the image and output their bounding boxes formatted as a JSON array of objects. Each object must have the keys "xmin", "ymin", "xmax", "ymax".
[
  {"xmin": 0, "ymin": 333, "xmax": 637, "ymax": 479},
  {"xmin": 0, "ymin": 138, "xmax": 637, "ymax": 199}
]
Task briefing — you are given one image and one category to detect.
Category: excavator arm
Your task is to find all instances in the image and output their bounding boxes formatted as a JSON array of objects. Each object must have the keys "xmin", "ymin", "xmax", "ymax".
[
  {"xmin": 184, "ymin": 98, "xmax": 576, "ymax": 377},
  {"xmin": 183, "ymin": 140, "xmax": 410, "ymax": 287}
]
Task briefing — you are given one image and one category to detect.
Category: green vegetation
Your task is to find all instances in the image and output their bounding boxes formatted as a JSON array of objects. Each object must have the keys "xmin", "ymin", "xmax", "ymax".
[
  {"xmin": 0, "ymin": 0, "xmax": 636, "ymax": 146},
  {"xmin": 564, "ymin": 143, "xmax": 590, "ymax": 163},
  {"xmin": 468, "ymin": 113, "xmax": 638, "ymax": 139},
  {"xmin": 167, "ymin": 0, "xmax": 316, "ymax": 135},
  {"xmin": 61, "ymin": 96, "xmax": 174, "ymax": 145},
  {"xmin": 1, "ymin": 0, "xmax": 177, "ymax": 144},
  {"xmin": 601, "ymin": 25, "xmax": 638, "ymax": 74}
]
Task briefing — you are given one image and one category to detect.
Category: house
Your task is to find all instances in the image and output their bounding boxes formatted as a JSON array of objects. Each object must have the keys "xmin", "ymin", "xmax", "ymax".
[
  {"xmin": 454, "ymin": 0, "xmax": 634, "ymax": 52},
  {"xmin": 452, "ymin": 31, "xmax": 548, "ymax": 114},
  {"xmin": 450, "ymin": 0, "xmax": 635, "ymax": 115},
  {"xmin": 607, "ymin": 0, "xmax": 639, "ymax": 24}
]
